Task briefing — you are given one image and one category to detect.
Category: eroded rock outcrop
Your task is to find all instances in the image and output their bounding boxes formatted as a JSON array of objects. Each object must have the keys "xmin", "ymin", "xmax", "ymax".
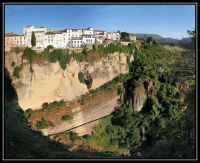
[
  {"xmin": 5, "ymin": 52, "xmax": 129, "ymax": 110},
  {"xmin": 28, "ymin": 86, "xmax": 120, "ymax": 136},
  {"xmin": 132, "ymin": 83, "xmax": 147, "ymax": 112}
]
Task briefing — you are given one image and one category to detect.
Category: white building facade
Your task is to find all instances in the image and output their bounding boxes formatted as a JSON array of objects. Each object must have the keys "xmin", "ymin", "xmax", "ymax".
[
  {"xmin": 20, "ymin": 25, "xmax": 124, "ymax": 49},
  {"xmin": 13, "ymin": 35, "xmax": 26, "ymax": 46},
  {"xmin": 106, "ymin": 32, "xmax": 120, "ymax": 41}
]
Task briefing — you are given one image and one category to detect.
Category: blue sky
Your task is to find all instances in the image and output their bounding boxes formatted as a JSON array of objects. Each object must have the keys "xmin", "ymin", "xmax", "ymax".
[{"xmin": 5, "ymin": 4, "xmax": 195, "ymax": 39}]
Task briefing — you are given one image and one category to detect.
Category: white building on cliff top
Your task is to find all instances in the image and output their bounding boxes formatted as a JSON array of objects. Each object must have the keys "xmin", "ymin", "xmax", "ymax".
[{"xmin": 17, "ymin": 25, "xmax": 122, "ymax": 49}]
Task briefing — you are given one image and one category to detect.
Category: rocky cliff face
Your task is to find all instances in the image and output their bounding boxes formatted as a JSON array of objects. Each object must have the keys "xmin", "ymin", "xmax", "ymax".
[
  {"xmin": 5, "ymin": 52, "xmax": 129, "ymax": 111},
  {"xmin": 132, "ymin": 83, "xmax": 147, "ymax": 112},
  {"xmin": 27, "ymin": 85, "xmax": 120, "ymax": 136}
]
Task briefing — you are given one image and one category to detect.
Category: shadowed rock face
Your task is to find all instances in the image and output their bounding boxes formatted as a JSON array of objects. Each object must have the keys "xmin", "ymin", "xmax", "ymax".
[{"xmin": 5, "ymin": 52, "xmax": 129, "ymax": 111}]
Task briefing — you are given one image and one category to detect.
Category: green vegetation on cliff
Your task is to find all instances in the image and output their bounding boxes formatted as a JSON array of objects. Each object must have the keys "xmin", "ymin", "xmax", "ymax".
[
  {"xmin": 19, "ymin": 43, "xmax": 135, "ymax": 71},
  {"xmin": 6, "ymin": 38, "xmax": 195, "ymax": 158},
  {"xmin": 13, "ymin": 66, "xmax": 21, "ymax": 79},
  {"xmin": 82, "ymin": 43, "xmax": 195, "ymax": 158}
]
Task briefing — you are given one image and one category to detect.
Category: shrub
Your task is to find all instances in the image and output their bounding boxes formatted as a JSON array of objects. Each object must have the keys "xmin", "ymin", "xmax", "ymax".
[
  {"xmin": 41, "ymin": 100, "xmax": 66, "ymax": 112},
  {"xmin": 24, "ymin": 108, "xmax": 34, "ymax": 119},
  {"xmin": 11, "ymin": 61, "xmax": 15, "ymax": 67},
  {"xmin": 47, "ymin": 45, "xmax": 54, "ymax": 50},
  {"xmin": 79, "ymin": 98, "xmax": 84, "ymax": 105},
  {"xmin": 58, "ymin": 53, "xmax": 70, "ymax": 70},
  {"xmin": 14, "ymin": 46, "xmax": 21, "ymax": 54},
  {"xmin": 48, "ymin": 49, "xmax": 71, "ymax": 70},
  {"xmin": 23, "ymin": 47, "xmax": 36, "ymax": 63},
  {"xmin": 42, "ymin": 48, "xmax": 50, "ymax": 56},
  {"xmin": 78, "ymin": 72, "xmax": 85, "ymax": 83},
  {"xmin": 68, "ymin": 131, "xmax": 79, "ymax": 142},
  {"xmin": 61, "ymin": 115, "xmax": 73, "ymax": 121},
  {"xmin": 82, "ymin": 46, "xmax": 88, "ymax": 55},
  {"xmin": 42, "ymin": 102, "xmax": 48, "ymax": 109},
  {"xmin": 13, "ymin": 66, "xmax": 20, "ymax": 78},
  {"xmin": 72, "ymin": 52, "xmax": 85, "ymax": 62},
  {"xmin": 36, "ymin": 118, "xmax": 53, "ymax": 130}
]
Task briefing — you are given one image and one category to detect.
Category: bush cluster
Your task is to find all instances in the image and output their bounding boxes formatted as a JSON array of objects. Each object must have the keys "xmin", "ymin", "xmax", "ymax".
[
  {"xmin": 36, "ymin": 118, "xmax": 54, "ymax": 130},
  {"xmin": 41, "ymin": 100, "xmax": 66, "ymax": 112}
]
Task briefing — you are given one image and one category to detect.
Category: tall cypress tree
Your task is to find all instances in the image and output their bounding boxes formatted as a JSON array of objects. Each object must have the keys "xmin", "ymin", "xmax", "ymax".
[{"xmin": 31, "ymin": 31, "xmax": 36, "ymax": 47}]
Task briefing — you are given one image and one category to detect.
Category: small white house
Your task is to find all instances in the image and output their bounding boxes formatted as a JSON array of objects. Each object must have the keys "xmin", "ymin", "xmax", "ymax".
[
  {"xmin": 107, "ymin": 32, "xmax": 120, "ymax": 41},
  {"xmin": 94, "ymin": 30, "xmax": 106, "ymax": 44},
  {"xmin": 129, "ymin": 35, "xmax": 137, "ymax": 42},
  {"xmin": 69, "ymin": 37, "xmax": 83, "ymax": 48},
  {"xmin": 12, "ymin": 35, "xmax": 26, "ymax": 46}
]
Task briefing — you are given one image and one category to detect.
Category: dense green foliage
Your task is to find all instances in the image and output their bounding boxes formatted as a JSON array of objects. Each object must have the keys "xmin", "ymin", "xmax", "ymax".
[
  {"xmin": 78, "ymin": 72, "xmax": 85, "ymax": 83},
  {"xmin": 41, "ymin": 100, "xmax": 66, "ymax": 112},
  {"xmin": 13, "ymin": 66, "xmax": 20, "ymax": 78},
  {"xmin": 31, "ymin": 31, "xmax": 36, "ymax": 47},
  {"xmin": 23, "ymin": 43, "xmax": 135, "ymax": 70},
  {"xmin": 97, "ymin": 43, "xmax": 134, "ymax": 56},
  {"xmin": 120, "ymin": 32, "xmax": 129, "ymax": 41},
  {"xmin": 23, "ymin": 47, "xmax": 37, "ymax": 63},
  {"xmin": 24, "ymin": 108, "xmax": 34, "ymax": 119},
  {"xmin": 83, "ymin": 43, "xmax": 195, "ymax": 158},
  {"xmin": 8, "ymin": 36, "xmax": 195, "ymax": 158},
  {"xmin": 36, "ymin": 118, "xmax": 54, "ymax": 130},
  {"xmin": 48, "ymin": 49, "xmax": 71, "ymax": 70}
]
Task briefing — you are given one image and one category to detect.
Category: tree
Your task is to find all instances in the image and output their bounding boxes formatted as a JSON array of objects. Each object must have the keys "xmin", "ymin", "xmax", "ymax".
[
  {"xmin": 187, "ymin": 29, "xmax": 195, "ymax": 47},
  {"xmin": 120, "ymin": 32, "xmax": 129, "ymax": 41},
  {"xmin": 31, "ymin": 31, "xmax": 36, "ymax": 47},
  {"xmin": 23, "ymin": 47, "xmax": 36, "ymax": 63},
  {"xmin": 23, "ymin": 47, "xmax": 36, "ymax": 72},
  {"xmin": 146, "ymin": 37, "xmax": 154, "ymax": 44},
  {"xmin": 15, "ymin": 46, "xmax": 21, "ymax": 54}
]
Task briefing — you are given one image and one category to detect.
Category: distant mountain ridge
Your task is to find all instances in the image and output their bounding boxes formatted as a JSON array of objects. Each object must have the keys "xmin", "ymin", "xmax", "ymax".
[{"xmin": 130, "ymin": 33, "xmax": 191, "ymax": 44}]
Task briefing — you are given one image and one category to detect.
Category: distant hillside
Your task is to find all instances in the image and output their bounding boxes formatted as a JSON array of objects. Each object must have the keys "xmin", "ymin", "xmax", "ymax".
[{"xmin": 130, "ymin": 33, "xmax": 191, "ymax": 44}]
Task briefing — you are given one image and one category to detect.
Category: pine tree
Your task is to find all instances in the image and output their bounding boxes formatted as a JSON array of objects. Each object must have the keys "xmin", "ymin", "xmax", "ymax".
[{"xmin": 31, "ymin": 31, "xmax": 36, "ymax": 47}]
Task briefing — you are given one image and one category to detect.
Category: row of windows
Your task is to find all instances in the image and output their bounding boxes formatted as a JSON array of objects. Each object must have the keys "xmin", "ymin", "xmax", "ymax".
[
  {"xmin": 73, "ymin": 41, "xmax": 82, "ymax": 43},
  {"xmin": 14, "ymin": 37, "xmax": 25, "ymax": 40},
  {"xmin": 16, "ymin": 41, "xmax": 24, "ymax": 44},
  {"xmin": 85, "ymin": 39, "xmax": 93, "ymax": 43}
]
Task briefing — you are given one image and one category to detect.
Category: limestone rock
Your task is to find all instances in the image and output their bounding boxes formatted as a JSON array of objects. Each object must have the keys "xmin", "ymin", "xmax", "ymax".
[
  {"xmin": 132, "ymin": 83, "xmax": 147, "ymax": 112},
  {"xmin": 5, "ymin": 52, "xmax": 129, "ymax": 111}
]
